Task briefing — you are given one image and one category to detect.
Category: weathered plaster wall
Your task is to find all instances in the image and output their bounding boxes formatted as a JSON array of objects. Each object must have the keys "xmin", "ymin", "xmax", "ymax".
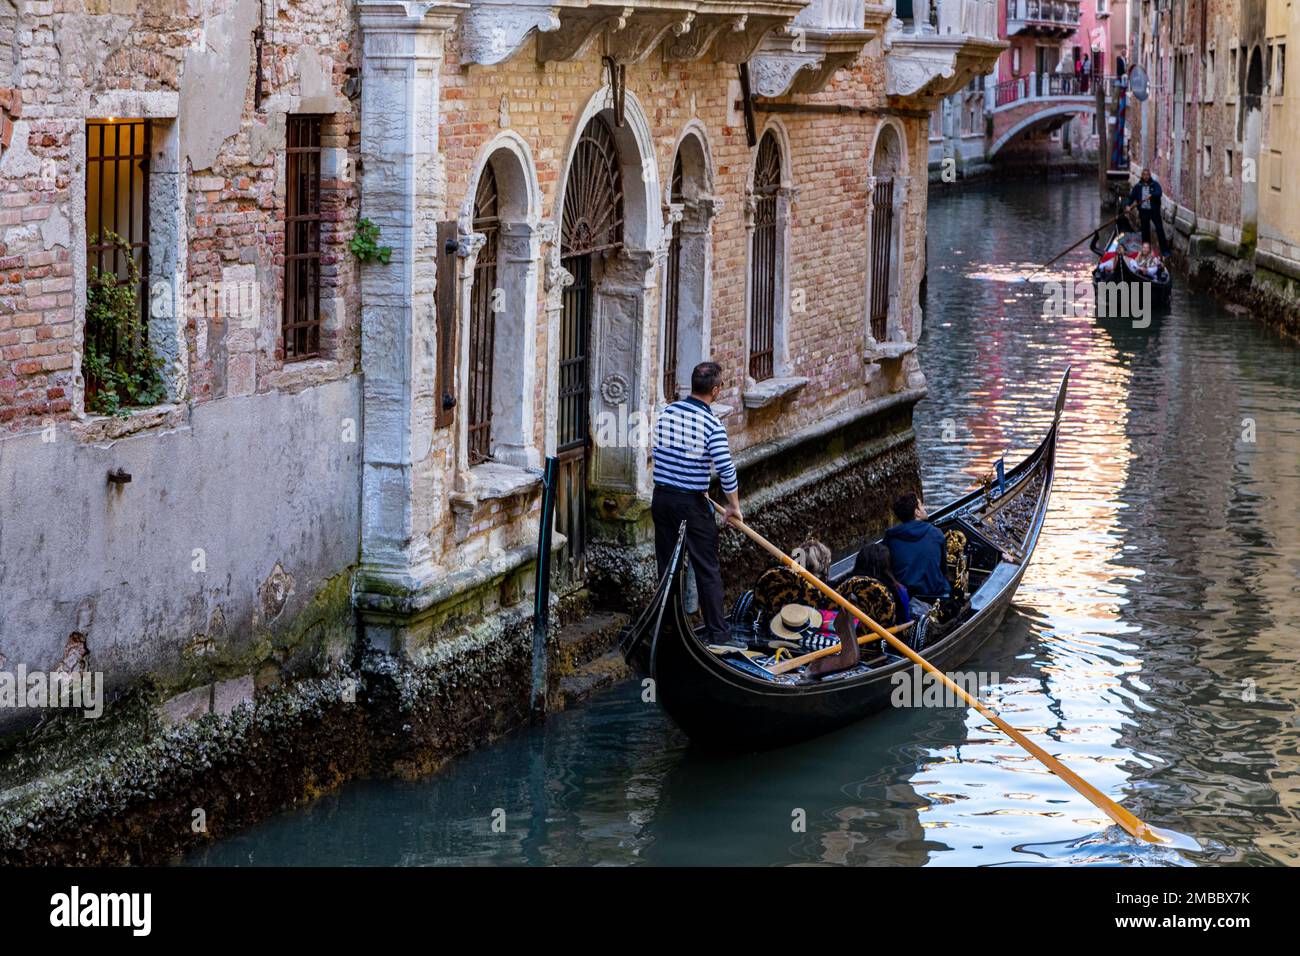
[{"xmin": 0, "ymin": 374, "xmax": 362, "ymax": 730}]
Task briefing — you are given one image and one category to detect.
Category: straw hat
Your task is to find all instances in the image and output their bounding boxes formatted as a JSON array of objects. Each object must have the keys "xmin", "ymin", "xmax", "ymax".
[{"xmin": 769, "ymin": 603, "xmax": 820, "ymax": 640}]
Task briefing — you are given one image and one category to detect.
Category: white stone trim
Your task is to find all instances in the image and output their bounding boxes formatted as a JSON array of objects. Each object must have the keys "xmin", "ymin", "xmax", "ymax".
[
  {"xmin": 455, "ymin": 132, "xmax": 545, "ymax": 479},
  {"xmin": 742, "ymin": 118, "xmax": 796, "ymax": 397},
  {"xmin": 659, "ymin": 121, "xmax": 718, "ymax": 402}
]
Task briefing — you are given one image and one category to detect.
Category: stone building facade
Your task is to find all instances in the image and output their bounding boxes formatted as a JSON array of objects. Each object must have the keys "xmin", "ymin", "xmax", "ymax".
[
  {"xmin": 1127, "ymin": 0, "xmax": 1300, "ymax": 331},
  {"xmin": 0, "ymin": 0, "xmax": 1001, "ymax": 859}
]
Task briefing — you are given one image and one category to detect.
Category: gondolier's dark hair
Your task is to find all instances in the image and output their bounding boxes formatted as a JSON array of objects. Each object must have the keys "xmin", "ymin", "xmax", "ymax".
[
  {"xmin": 892, "ymin": 492, "xmax": 920, "ymax": 523},
  {"xmin": 691, "ymin": 361, "xmax": 723, "ymax": 395}
]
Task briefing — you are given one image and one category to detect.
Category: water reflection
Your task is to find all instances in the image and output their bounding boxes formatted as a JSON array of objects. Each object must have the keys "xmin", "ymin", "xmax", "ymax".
[{"xmin": 191, "ymin": 178, "xmax": 1300, "ymax": 867}]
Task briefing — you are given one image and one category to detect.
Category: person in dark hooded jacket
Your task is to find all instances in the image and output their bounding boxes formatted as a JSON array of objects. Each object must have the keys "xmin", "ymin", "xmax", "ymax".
[{"xmin": 884, "ymin": 492, "xmax": 949, "ymax": 599}]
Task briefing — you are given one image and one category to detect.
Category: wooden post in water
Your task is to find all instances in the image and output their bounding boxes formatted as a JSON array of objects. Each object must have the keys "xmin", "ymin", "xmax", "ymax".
[
  {"xmin": 1096, "ymin": 75, "xmax": 1110, "ymax": 202},
  {"xmin": 530, "ymin": 455, "xmax": 559, "ymax": 721}
]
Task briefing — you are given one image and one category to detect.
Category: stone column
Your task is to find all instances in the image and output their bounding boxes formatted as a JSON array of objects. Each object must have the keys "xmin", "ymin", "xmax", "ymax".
[{"xmin": 356, "ymin": 2, "xmax": 459, "ymax": 596}]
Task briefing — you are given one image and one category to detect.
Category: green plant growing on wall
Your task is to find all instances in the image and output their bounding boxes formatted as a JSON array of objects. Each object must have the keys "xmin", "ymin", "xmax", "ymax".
[
  {"xmin": 350, "ymin": 217, "xmax": 392, "ymax": 264},
  {"xmin": 83, "ymin": 231, "xmax": 166, "ymax": 417}
]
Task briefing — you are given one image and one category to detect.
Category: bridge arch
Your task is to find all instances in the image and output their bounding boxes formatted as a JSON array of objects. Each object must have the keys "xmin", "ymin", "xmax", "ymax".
[{"xmin": 989, "ymin": 102, "xmax": 1097, "ymax": 159}]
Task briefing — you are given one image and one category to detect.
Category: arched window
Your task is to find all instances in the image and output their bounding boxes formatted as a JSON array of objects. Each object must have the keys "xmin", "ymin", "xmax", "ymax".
[
  {"xmin": 661, "ymin": 130, "xmax": 716, "ymax": 403},
  {"xmin": 662, "ymin": 153, "xmax": 684, "ymax": 401},
  {"xmin": 467, "ymin": 163, "xmax": 499, "ymax": 465},
  {"xmin": 456, "ymin": 136, "xmax": 542, "ymax": 480},
  {"xmin": 749, "ymin": 131, "xmax": 782, "ymax": 382},
  {"xmin": 868, "ymin": 124, "xmax": 904, "ymax": 344}
]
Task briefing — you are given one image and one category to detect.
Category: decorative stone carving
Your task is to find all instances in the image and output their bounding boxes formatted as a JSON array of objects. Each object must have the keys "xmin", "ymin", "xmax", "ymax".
[
  {"xmin": 604, "ymin": 15, "xmax": 681, "ymax": 65},
  {"xmin": 599, "ymin": 372, "xmax": 631, "ymax": 405},
  {"xmin": 536, "ymin": 11, "xmax": 610, "ymax": 62},
  {"xmin": 749, "ymin": 12, "xmax": 880, "ymax": 97},
  {"xmin": 461, "ymin": 1, "xmax": 562, "ymax": 66},
  {"xmin": 713, "ymin": 15, "xmax": 784, "ymax": 63},
  {"xmin": 663, "ymin": 17, "xmax": 734, "ymax": 61},
  {"xmin": 885, "ymin": 29, "xmax": 1005, "ymax": 99}
]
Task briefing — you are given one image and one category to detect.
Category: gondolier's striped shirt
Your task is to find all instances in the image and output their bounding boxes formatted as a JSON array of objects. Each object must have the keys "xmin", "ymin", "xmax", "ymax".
[{"xmin": 652, "ymin": 396, "xmax": 738, "ymax": 494}]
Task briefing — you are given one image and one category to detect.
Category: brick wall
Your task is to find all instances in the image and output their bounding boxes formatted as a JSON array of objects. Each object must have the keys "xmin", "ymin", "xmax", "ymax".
[
  {"xmin": 434, "ymin": 32, "xmax": 930, "ymax": 555},
  {"xmin": 0, "ymin": 0, "xmax": 363, "ymax": 430}
]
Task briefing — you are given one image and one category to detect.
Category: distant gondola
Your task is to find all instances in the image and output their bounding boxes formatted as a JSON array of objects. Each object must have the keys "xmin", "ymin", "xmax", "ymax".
[
  {"xmin": 619, "ymin": 370, "xmax": 1067, "ymax": 751},
  {"xmin": 1091, "ymin": 221, "xmax": 1172, "ymax": 314}
]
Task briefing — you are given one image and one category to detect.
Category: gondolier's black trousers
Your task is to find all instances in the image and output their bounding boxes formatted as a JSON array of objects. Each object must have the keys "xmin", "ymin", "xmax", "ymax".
[
  {"xmin": 651, "ymin": 485, "xmax": 729, "ymax": 645},
  {"xmin": 1138, "ymin": 208, "xmax": 1170, "ymax": 256}
]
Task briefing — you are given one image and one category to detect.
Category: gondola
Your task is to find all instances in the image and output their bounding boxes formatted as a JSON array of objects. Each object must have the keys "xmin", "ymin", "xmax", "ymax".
[
  {"xmin": 1090, "ymin": 221, "xmax": 1172, "ymax": 313},
  {"xmin": 619, "ymin": 369, "xmax": 1067, "ymax": 751}
]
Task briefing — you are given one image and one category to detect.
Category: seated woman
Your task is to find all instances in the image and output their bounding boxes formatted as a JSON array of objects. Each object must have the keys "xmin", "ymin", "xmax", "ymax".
[
  {"xmin": 1133, "ymin": 241, "xmax": 1163, "ymax": 277},
  {"xmin": 851, "ymin": 542, "xmax": 912, "ymax": 626},
  {"xmin": 791, "ymin": 539, "xmax": 832, "ymax": 579}
]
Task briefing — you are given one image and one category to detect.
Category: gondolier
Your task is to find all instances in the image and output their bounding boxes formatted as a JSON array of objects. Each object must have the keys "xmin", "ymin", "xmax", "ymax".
[
  {"xmin": 651, "ymin": 361, "xmax": 742, "ymax": 647},
  {"xmin": 1125, "ymin": 169, "xmax": 1170, "ymax": 256}
]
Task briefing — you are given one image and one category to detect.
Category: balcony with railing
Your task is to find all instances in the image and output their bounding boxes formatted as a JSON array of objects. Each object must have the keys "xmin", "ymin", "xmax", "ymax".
[
  {"xmin": 886, "ymin": 0, "xmax": 1005, "ymax": 98},
  {"xmin": 1005, "ymin": 0, "xmax": 1081, "ymax": 38}
]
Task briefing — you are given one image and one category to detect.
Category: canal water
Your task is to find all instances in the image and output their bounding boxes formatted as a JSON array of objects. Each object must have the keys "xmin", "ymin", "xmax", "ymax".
[{"xmin": 192, "ymin": 177, "xmax": 1300, "ymax": 867}]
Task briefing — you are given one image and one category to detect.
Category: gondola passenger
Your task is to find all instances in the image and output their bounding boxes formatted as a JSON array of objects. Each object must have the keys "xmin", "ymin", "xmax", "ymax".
[
  {"xmin": 851, "ymin": 543, "xmax": 912, "ymax": 626},
  {"xmin": 884, "ymin": 493, "xmax": 950, "ymax": 601},
  {"xmin": 1133, "ymin": 241, "xmax": 1162, "ymax": 277}
]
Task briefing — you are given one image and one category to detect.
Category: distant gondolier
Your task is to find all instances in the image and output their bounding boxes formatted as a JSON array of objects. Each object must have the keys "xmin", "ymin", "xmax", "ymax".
[
  {"xmin": 651, "ymin": 361, "xmax": 742, "ymax": 647},
  {"xmin": 1126, "ymin": 169, "xmax": 1170, "ymax": 256}
]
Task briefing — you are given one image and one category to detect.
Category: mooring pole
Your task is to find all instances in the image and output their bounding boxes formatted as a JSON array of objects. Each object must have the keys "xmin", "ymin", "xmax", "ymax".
[
  {"xmin": 529, "ymin": 455, "xmax": 559, "ymax": 721},
  {"xmin": 1096, "ymin": 74, "xmax": 1110, "ymax": 203}
]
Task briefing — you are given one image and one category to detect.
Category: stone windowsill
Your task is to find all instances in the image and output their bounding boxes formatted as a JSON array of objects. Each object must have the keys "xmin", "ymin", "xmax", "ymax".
[
  {"xmin": 451, "ymin": 461, "xmax": 542, "ymax": 512},
  {"xmin": 742, "ymin": 376, "xmax": 808, "ymax": 410},
  {"xmin": 71, "ymin": 402, "xmax": 186, "ymax": 443},
  {"xmin": 711, "ymin": 403, "xmax": 735, "ymax": 420},
  {"xmin": 864, "ymin": 340, "xmax": 917, "ymax": 364}
]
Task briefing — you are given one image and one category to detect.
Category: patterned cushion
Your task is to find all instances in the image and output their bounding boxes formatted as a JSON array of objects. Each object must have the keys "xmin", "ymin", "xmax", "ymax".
[
  {"xmin": 754, "ymin": 566, "xmax": 819, "ymax": 616},
  {"xmin": 838, "ymin": 575, "xmax": 897, "ymax": 628}
]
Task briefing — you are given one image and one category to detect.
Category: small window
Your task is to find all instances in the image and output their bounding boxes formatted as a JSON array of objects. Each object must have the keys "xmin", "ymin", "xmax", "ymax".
[
  {"xmin": 1270, "ymin": 150, "xmax": 1283, "ymax": 192},
  {"xmin": 1224, "ymin": 147, "xmax": 1234, "ymax": 180},
  {"xmin": 84, "ymin": 119, "xmax": 155, "ymax": 413},
  {"xmin": 1277, "ymin": 44, "xmax": 1287, "ymax": 96},
  {"xmin": 283, "ymin": 115, "xmax": 322, "ymax": 362},
  {"xmin": 1204, "ymin": 143, "xmax": 1212, "ymax": 177}
]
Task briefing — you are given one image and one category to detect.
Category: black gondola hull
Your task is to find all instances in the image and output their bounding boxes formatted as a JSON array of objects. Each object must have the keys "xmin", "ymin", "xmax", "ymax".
[{"xmin": 623, "ymin": 371, "xmax": 1065, "ymax": 751}]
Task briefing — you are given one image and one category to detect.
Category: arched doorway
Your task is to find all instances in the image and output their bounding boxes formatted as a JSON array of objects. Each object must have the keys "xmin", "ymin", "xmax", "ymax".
[{"xmin": 556, "ymin": 113, "xmax": 625, "ymax": 583}]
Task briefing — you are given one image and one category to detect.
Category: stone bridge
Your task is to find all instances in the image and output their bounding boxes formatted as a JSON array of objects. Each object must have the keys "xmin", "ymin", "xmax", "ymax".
[{"xmin": 986, "ymin": 72, "xmax": 1099, "ymax": 158}]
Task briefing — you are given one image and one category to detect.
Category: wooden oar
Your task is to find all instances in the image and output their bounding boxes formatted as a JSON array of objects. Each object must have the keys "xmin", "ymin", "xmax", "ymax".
[
  {"xmin": 710, "ymin": 501, "xmax": 1163, "ymax": 844},
  {"xmin": 768, "ymin": 621, "xmax": 912, "ymax": 675},
  {"xmin": 1024, "ymin": 213, "xmax": 1121, "ymax": 282}
]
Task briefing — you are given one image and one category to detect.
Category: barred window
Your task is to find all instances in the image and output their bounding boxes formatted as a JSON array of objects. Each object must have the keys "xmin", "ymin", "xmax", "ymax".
[
  {"xmin": 284, "ymin": 115, "xmax": 322, "ymax": 361},
  {"xmin": 748, "ymin": 131, "xmax": 781, "ymax": 383},
  {"xmin": 467, "ymin": 163, "xmax": 499, "ymax": 465},
  {"xmin": 85, "ymin": 119, "xmax": 152, "ymax": 410}
]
